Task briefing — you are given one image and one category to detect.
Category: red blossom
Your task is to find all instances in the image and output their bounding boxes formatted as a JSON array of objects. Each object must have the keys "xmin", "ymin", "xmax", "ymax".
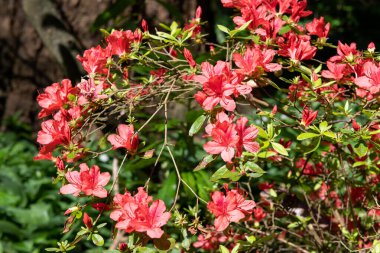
[
  {"xmin": 110, "ymin": 187, "xmax": 171, "ymax": 238},
  {"xmin": 77, "ymin": 78, "xmax": 108, "ymax": 105},
  {"xmin": 60, "ymin": 163, "xmax": 110, "ymax": 198},
  {"xmin": 106, "ymin": 29, "xmax": 142, "ymax": 57},
  {"xmin": 306, "ymin": 17, "xmax": 330, "ymax": 38},
  {"xmin": 287, "ymin": 38, "xmax": 317, "ymax": 62},
  {"xmin": 77, "ymin": 45, "xmax": 109, "ymax": 75},
  {"xmin": 253, "ymin": 206, "xmax": 267, "ymax": 222},
  {"xmin": 37, "ymin": 79, "xmax": 77, "ymax": 118},
  {"xmin": 204, "ymin": 116, "xmax": 238, "ymax": 163},
  {"xmin": 235, "ymin": 116, "xmax": 260, "ymax": 157},
  {"xmin": 183, "ymin": 48, "xmax": 196, "ymax": 68},
  {"xmin": 83, "ymin": 212, "xmax": 93, "ymax": 229},
  {"xmin": 301, "ymin": 107, "xmax": 318, "ymax": 127},
  {"xmin": 354, "ymin": 61, "xmax": 380, "ymax": 99},
  {"xmin": 233, "ymin": 47, "xmax": 281, "ymax": 77},
  {"xmin": 321, "ymin": 61, "xmax": 347, "ymax": 81},
  {"xmin": 107, "ymin": 124, "xmax": 139, "ymax": 154},
  {"xmin": 194, "ymin": 61, "xmax": 248, "ymax": 111},
  {"xmin": 193, "ymin": 226, "xmax": 227, "ymax": 250},
  {"xmin": 207, "ymin": 186, "xmax": 255, "ymax": 231},
  {"xmin": 35, "ymin": 117, "xmax": 72, "ymax": 161},
  {"xmin": 141, "ymin": 19, "xmax": 148, "ymax": 32},
  {"xmin": 330, "ymin": 41, "xmax": 359, "ymax": 63}
]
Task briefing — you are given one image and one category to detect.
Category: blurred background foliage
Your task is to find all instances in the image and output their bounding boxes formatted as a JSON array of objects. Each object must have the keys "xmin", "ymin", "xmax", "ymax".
[{"xmin": 0, "ymin": 0, "xmax": 380, "ymax": 252}]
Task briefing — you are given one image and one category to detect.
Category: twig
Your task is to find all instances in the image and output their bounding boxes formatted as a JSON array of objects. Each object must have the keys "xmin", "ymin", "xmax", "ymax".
[
  {"xmin": 248, "ymin": 227, "xmax": 311, "ymax": 253},
  {"xmin": 166, "ymin": 146, "xmax": 207, "ymax": 204}
]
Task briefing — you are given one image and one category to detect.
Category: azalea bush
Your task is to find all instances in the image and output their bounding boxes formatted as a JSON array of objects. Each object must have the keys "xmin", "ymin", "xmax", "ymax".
[{"xmin": 35, "ymin": 0, "xmax": 380, "ymax": 252}]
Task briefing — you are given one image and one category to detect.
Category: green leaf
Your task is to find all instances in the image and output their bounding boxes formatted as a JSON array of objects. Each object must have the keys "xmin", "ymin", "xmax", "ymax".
[
  {"xmin": 278, "ymin": 25, "xmax": 291, "ymax": 35},
  {"xmin": 257, "ymin": 151, "xmax": 277, "ymax": 158},
  {"xmin": 194, "ymin": 155, "xmax": 215, "ymax": 171},
  {"xmin": 322, "ymin": 131, "xmax": 336, "ymax": 139},
  {"xmin": 219, "ymin": 245, "xmax": 230, "ymax": 253},
  {"xmin": 354, "ymin": 143, "xmax": 368, "ymax": 158},
  {"xmin": 189, "ymin": 115, "xmax": 207, "ymax": 136},
  {"xmin": 231, "ymin": 243, "xmax": 240, "ymax": 253},
  {"xmin": 246, "ymin": 235, "xmax": 256, "ymax": 244},
  {"xmin": 297, "ymin": 132, "xmax": 320, "ymax": 140},
  {"xmin": 304, "ymin": 137, "xmax": 321, "ymax": 154},
  {"xmin": 91, "ymin": 234, "xmax": 104, "ymax": 247},
  {"xmin": 319, "ymin": 121, "xmax": 330, "ymax": 132},
  {"xmin": 244, "ymin": 162, "xmax": 266, "ymax": 178},
  {"xmin": 210, "ymin": 166, "xmax": 241, "ymax": 182},
  {"xmin": 267, "ymin": 123, "xmax": 274, "ymax": 139},
  {"xmin": 271, "ymin": 142, "xmax": 288, "ymax": 156},
  {"xmin": 217, "ymin": 25, "xmax": 230, "ymax": 34},
  {"xmin": 236, "ymin": 20, "xmax": 252, "ymax": 31},
  {"xmin": 256, "ymin": 126, "xmax": 269, "ymax": 139},
  {"xmin": 353, "ymin": 161, "xmax": 367, "ymax": 167},
  {"xmin": 45, "ymin": 248, "xmax": 59, "ymax": 252}
]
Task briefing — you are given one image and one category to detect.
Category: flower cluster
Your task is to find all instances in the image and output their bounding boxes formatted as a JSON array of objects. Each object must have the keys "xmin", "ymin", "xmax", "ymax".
[
  {"xmin": 110, "ymin": 187, "xmax": 171, "ymax": 238},
  {"xmin": 34, "ymin": 0, "xmax": 380, "ymax": 251},
  {"xmin": 207, "ymin": 185, "xmax": 256, "ymax": 231},
  {"xmin": 203, "ymin": 112, "xmax": 259, "ymax": 162}
]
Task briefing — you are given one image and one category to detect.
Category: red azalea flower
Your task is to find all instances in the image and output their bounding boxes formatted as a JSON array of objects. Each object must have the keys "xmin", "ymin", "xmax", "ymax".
[
  {"xmin": 60, "ymin": 163, "xmax": 111, "ymax": 198},
  {"xmin": 106, "ymin": 29, "xmax": 141, "ymax": 57},
  {"xmin": 183, "ymin": 48, "xmax": 196, "ymax": 68},
  {"xmin": 204, "ymin": 118, "xmax": 238, "ymax": 163},
  {"xmin": 207, "ymin": 186, "xmax": 255, "ymax": 231},
  {"xmin": 235, "ymin": 116, "xmax": 260, "ymax": 157},
  {"xmin": 301, "ymin": 107, "xmax": 318, "ymax": 127},
  {"xmin": 37, "ymin": 79, "xmax": 77, "ymax": 118},
  {"xmin": 355, "ymin": 61, "xmax": 380, "ymax": 99},
  {"xmin": 77, "ymin": 45, "xmax": 109, "ymax": 75},
  {"xmin": 306, "ymin": 17, "xmax": 330, "ymax": 38},
  {"xmin": 110, "ymin": 187, "xmax": 171, "ymax": 238},
  {"xmin": 194, "ymin": 61, "xmax": 246, "ymax": 111},
  {"xmin": 107, "ymin": 124, "xmax": 139, "ymax": 154},
  {"xmin": 233, "ymin": 47, "xmax": 281, "ymax": 77},
  {"xmin": 321, "ymin": 61, "xmax": 347, "ymax": 81}
]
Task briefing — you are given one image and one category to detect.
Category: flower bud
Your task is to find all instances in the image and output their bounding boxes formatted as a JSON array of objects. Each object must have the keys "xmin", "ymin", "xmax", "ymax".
[
  {"xmin": 141, "ymin": 19, "xmax": 148, "ymax": 32},
  {"xmin": 83, "ymin": 212, "xmax": 93, "ymax": 229}
]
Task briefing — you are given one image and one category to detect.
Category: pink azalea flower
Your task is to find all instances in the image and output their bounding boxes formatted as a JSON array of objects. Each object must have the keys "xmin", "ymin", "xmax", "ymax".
[
  {"xmin": 233, "ymin": 47, "xmax": 281, "ymax": 77},
  {"xmin": 35, "ymin": 117, "xmax": 72, "ymax": 161},
  {"xmin": 306, "ymin": 17, "xmax": 330, "ymax": 38},
  {"xmin": 207, "ymin": 186, "xmax": 255, "ymax": 231},
  {"xmin": 37, "ymin": 79, "xmax": 77, "ymax": 118},
  {"xmin": 330, "ymin": 41, "xmax": 359, "ymax": 62},
  {"xmin": 193, "ymin": 226, "xmax": 227, "ymax": 250},
  {"xmin": 287, "ymin": 39, "xmax": 317, "ymax": 62},
  {"xmin": 60, "ymin": 163, "xmax": 111, "ymax": 198},
  {"xmin": 354, "ymin": 61, "xmax": 380, "ymax": 99},
  {"xmin": 107, "ymin": 124, "xmax": 139, "ymax": 154},
  {"xmin": 235, "ymin": 116, "xmax": 260, "ymax": 157},
  {"xmin": 203, "ymin": 119, "xmax": 239, "ymax": 163},
  {"xmin": 321, "ymin": 61, "xmax": 347, "ymax": 81},
  {"xmin": 77, "ymin": 45, "xmax": 109, "ymax": 75},
  {"xmin": 194, "ymin": 61, "xmax": 241, "ymax": 111},
  {"xmin": 77, "ymin": 78, "xmax": 108, "ymax": 105},
  {"xmin": 110, "ymin": 187, "xmax": 171, "ymax": 238},
  {"xmin": 106, "ymin": 29, "xmax": 142, "ymax": 57},
  {"xmin": 37, "ymin": 118, "xmax": 71, "ymax": 147}
]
